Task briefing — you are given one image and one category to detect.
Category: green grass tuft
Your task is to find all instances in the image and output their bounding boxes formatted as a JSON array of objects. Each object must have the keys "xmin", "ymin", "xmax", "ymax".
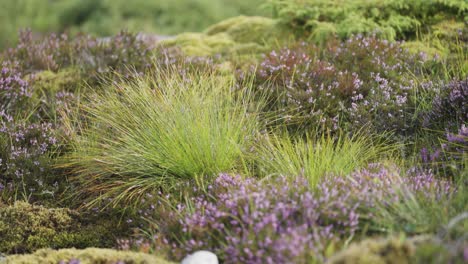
[
  {"xmin": 60, "ymin": 69, "xmax": 263, "ymax": 207},
  {"xmin": 254, "ymin": 131, "xmax": 395, "ymax": 187}
]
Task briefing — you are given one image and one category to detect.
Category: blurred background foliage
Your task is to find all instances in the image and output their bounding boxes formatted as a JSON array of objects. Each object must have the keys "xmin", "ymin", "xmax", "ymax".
[{"xmin": 0, "ymin": 0, "xmax": 269, "ymax": 49}]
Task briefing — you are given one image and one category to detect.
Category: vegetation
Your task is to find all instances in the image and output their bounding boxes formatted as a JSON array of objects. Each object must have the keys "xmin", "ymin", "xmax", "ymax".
[
  {"xmin": 60, "ymin": 70, "xmax": 263, "ymax": 207},
  {"xmin": 0, "ymin": 0, "xmax": 466, "ymax": 263},
  {"xmin": 0, "ymin": 0, "xmax": 268, "ymax": 49},
  {"xmin": 253, "ymin": 132, "xmax": 392, "ymax": 186},
  {"xmin": 0, "ymin": 202, "xmax": 113, "ymax": 254},
  {"xmin": 4, "ymin": 248, "xmax": 173, "ymax": 264}
]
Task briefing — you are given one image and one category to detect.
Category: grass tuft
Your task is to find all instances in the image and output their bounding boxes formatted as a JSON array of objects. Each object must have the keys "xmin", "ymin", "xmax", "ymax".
[{"xmin": 60, "ymin": 68, "xmax": 263, "ymax": 207}]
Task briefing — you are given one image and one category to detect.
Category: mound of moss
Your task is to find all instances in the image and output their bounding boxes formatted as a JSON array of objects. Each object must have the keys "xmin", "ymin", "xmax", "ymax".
[
  {"xmin": 327, "ymin": 235, "xmax": 433, "ymax": 264},
  {"xmin": 3, "ymin": 248, "xmax": 173, "ymax": 264},
  {"xmin": 0, "ymin": 202, "xmax": 113, "ymax": 254},
  {"xmin": 161, "ymin": 16, "xmax": 292, "ymax": 57}
]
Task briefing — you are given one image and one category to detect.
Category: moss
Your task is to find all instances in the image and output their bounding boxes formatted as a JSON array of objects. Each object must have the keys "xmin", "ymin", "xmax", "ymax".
[
  {"xmin": 33, "ymin": 68, "xmax": 83, "ymax": 93},
  {"xmin": 401, "ymin": 41, "xmax": 448, "ymax": 59},
  {"xmin": 327, "ymin": 235, "xmax": 434, "ymax": 264},
  {"xmin": 0, "ymin": 202, "xmax": 113, "ymax": 254},
  {"xmin": 432, "ymin": 21, "xmax": 466, "ymax": 41},
  {"xmin": 4, "ymin": 248, "xmax": 174, "ymax": 264},
  {"xmin": 204, "ymin": 16, "xmax": 285, "ymax": 44},
  {"xmin": 162, "ymin": 32, "xmax": 236, "ymax": 56},
  {"xmin": 161, "ymin": 16, "xmax": 292, "ymax": 57}
]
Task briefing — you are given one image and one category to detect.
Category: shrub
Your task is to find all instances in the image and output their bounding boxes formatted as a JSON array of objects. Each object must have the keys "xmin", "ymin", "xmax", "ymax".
[
  {"xmin": 4, "ymin": 30, "xmax": 154, "ymax": 78},
  {"xmin": 0, "ymin": 201, "xmax": 112, "ymax": 254},
  {"xmin": 338, "ymin": 164, "xmax": 456, "ymax": 234},
  {"xmin": 0, "ymin": 62, "xmax": 63, "ymax": 202},
  {"xmin": 4, "ymin": 247, "xmax": 173, "ymax": 264},
  {"xmin": 266, "ymin": 0, "xmax": 467, "ymax": 42},
  {"xmin": 137, "ymin": 164, "xmax": 454, "ymax": 263},
  {"xmin": 253, "ymin": 132, "xmax": 392, "ymax": 187},
  {"xmin": 420, "ymin": 124, "xmax": 467, "ymax": 177},
  {"xmin": 60, "ymin": 70, "xmax": 263, "ymax": 207},
  {"xmin": 253, "ymin": 36, "xmax": 429, "ymax": 136},
  {"xmin": 423, "ymin": 78, "xmax": 467, "ymax": 131}
]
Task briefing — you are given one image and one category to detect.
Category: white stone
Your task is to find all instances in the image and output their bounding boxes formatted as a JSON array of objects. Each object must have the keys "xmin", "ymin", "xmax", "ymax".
[{"xmin": 181, "ymin": 250, "xmax": 219, "ymax": 264}]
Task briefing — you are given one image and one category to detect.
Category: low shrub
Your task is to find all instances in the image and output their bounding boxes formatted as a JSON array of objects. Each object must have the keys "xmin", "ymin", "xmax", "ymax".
[
  {"xmin": 420, "ymin": 124, "xmax": 467, "ymax": 177},
  {"xmin": 60, "ymin": 70, "xmax": 263, "ymax": 207},
  {"xmin": 266, "ymin": 0, "xmax": 467, "ymax": 42},
  {"xmin": 253, "ymin": 35, "xmax": 431, "ymax": 136},
  {"xmin": 137, "ymin": 164, "xmax": 454, "ymax": 263},
  {"xmin": 423, "ymin": 78, "xmax": 467, "ymax": 131},
  {"xmin": 4, "ymin": 30, "xmax": 154, "ymax": 78},
  {"xmin": 0, "ymin": 62, "xmax": 63, "ymax": 202}
]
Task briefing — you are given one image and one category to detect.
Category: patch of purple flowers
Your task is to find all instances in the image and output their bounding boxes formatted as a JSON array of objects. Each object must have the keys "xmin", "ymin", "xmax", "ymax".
[
  {"xmin": 424, "ymin": 78, "xmax": 467, "ymax": 130},
  {"xmin": 0, "ymin": 62, "xmax": 60, "ymax": 200},
  {"xmin": 147, "ymin": 164, "xmax": 453, "ymax": 263},
  {"xmin": 253, "ymin": 35, "xmax": 428, "ymax": 135},
  {"xmin": 420, "ymin": 124, "xmax": 467, "ymax": 176}
]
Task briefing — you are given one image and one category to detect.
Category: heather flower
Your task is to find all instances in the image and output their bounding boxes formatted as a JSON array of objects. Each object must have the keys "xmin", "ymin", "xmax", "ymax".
[
  {"xmin": 252, "ymin": 36, "xmax": 424, "ymax": 135},
  {"xmin": 424, "ymin": 78, "xmax": 467, "ymax": 130},
  {"xmin": 142, "ymin": 164, "xmax": 453, "ymax": 263},
  {"xmin": 420, "ymin": 124, "xmax": 467, "ymax": 176}
]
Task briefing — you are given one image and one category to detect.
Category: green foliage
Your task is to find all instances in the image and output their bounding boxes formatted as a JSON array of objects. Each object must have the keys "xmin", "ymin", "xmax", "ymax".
[
  {"xmin": 327, "ymin": 235, "xmax": 432, "ymax": 264},
  {"xmin": 267, "ymin": 0, "xmax": 467, "ymax": 42},
  {"xmin": 0, "ymin": 201, "xmax": 111, "ymax": 254},
  {"xmin": 0, "ymin": 0, "xmax": 268, "ymax": 50},
  {"xmin": 253, "ymin": 132, "xmax": 392, "ymax": 187},
  {"xmin": 365, "ymin": 167, "xmax": 466, "ymax": 235},
  {"xmin": 161, "ymin": 16, "xmax": 292, "ymax": 57},
  {"xmin": 60, "ymin": 69, "xmax": 263, "ymax": 207},
  {"xmin": 4, "ymin": 247, "xmax": 173, "ymax": 264}
]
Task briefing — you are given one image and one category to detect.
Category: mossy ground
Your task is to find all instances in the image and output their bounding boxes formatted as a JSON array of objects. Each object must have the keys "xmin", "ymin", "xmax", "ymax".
[
  {"xmin": 3, "ymin": 248, "xmax": 174, "ymax": 264},
  {"xmin": 161, "ymin": 16, "xmax": 293, "ymax": 58}
]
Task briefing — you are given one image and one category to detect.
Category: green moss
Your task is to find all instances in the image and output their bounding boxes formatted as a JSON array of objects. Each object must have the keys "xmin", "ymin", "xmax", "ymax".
[
  {"xmin": 0, "ymin": 202, "xmax": 113, "ymax": 254},
  {"xmin": 401, "ymin": 41, "xmax": 448, "ymax": 59},
  {"xmin": 327, "ymin": 235, "xmax": 434, "ymax": 264},
  {"xmin": 33, "ymin": 68, "xmax": 83, "ymax": 93},
  {"xmin": 204, "ymin": 16, "xmax": 286, "ymax": 44},
  {"xmin": 4, "ymin": 248, "xmax": 174, "ymax": 264},
  {"xmin": 162, "ymin": 16, "xmax": 292, "ymax": 57},
  {"xmin": 432, "ymin": 21, "xmax": 466, "ymax": 41},
  {"xmin": 162, "ymin": 32, "xmax": 236, "ymax": 56}
]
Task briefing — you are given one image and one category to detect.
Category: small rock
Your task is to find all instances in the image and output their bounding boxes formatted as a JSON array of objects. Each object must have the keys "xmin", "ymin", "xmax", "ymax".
[{"xmin": 181, "ymin": 250, "xmax": 218, "ymax": 264}]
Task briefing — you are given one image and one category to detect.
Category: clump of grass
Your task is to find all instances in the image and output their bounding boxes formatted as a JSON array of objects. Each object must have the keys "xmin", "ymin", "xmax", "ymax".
[
  {"xmin": 254, "ymin": 131, "xmax": 395, "ymax": 187},
  {"xmin": 61, "ymin": 69, "xmax": 262, "ymax": 207}
]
